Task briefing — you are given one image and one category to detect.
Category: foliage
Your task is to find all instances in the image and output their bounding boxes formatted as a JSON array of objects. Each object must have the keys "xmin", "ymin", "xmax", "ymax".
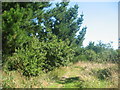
[
  {"xmin": 3, "ymin": 37, "xmax": 46, "ymax": 76},
  {"xmin": 116, "ymin": 49, "xmax": 120, "ymax": 62},
  {"xmin": 2, "ymin": 1, "xmax": 83, "ymax": 76},
  {"xmin": 3, "ymin": 36, "xmax": 74, "ymax": 76},
  {"xmin": 97, "ymin": 69, "xmax": 111, "ymax": 80},
  {"xmin": 44, "ymin": 36, "xmax": 75, "ymax": 71},
  {"xmin": 84, "ymin": 49, "xmax": 97, "ymax": 61},
  {"xmin": 82, "ymin": 41, "xmax": 118, "ymax": 62},
  {"xmin": 2, "ymin": 1, "xmax": 118, "ymax": 78},
  {"xmin": 44, "ymin": 2, "xmax": 86, "ymax": 47},
  {"xmin": 2, "ymin": 2, "xmax": 51, "ymax": 55},
  {"xmin": 48, "ymin": 67, "xmax": 67, "ymax": 80},
  {"xmin": 92, "ymin": 68, "xmax": 112, "ymax": 80},
  {"xmin": 2, "ymin": 61, "xmax": 118, "ymax": 88}
]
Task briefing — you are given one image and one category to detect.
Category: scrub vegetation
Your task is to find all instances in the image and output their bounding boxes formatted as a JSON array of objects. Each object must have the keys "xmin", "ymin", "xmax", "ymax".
[{"xmin": 1, "ymin": 1, "xmax": 119, "ymax": 88}]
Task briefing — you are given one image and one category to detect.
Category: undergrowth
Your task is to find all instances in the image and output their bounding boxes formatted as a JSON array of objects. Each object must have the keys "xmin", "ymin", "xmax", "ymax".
[{"xmin": 1, "ymin": 61, "xmax": 118, "ymax": 88}]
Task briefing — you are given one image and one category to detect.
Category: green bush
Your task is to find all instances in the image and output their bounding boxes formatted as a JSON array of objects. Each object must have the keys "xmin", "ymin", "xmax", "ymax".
[
  {"xmin": 4, "ymin": 37, "xmax": 47, "ymax": 76},
  {"xmin": 73, "ymin": 55, "xmax": 87, "ymax": 63},
  {"xmin": 48, "ymin": 67, "xmax": 66, "ymax": 80},
  {"xmin": 85, "ymin": 41, "xmax": 118, "ymax": 63},
  {"xmin": 84, "ymin": 50, "xmax": 97, "ymax": 61},
  {"xmin": 3, "ymin": 36, "xmax": 75, "ymax": 76},
  {"xmin": 95, "ymin": 49, "xmax": 118, "ymax": 63},
  {"xmin": 43, "ymin": 36, "xmax": 75, "ymax": 71},
  {"xmin": 79, "ymin": 55, "xmax": 88, "ymax": 61},
  {"xmin": 96, "ymin": 69, "xmax": 111, "ymax": 80}
]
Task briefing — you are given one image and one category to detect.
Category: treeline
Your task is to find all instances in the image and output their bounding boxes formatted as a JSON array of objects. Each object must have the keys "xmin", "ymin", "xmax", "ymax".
[
  {"xmin": 2, "ymin": 2, "xmax": 118, "ymax": 76},
  {"xmin": 75, "ymin": 41, "xmax": 118, "ymax": 63}
]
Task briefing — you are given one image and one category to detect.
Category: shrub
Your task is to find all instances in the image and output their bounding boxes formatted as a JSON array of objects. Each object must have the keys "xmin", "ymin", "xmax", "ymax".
[
  {"xmin": 96, "ymin": 69, "xmax": 111, "ymax": 80},
  {"xmin": 96, "ymin": 50, "xmax": 118, "ymax": 63},
  {"xmin": 43, "ymin": 37, "xmax": 75, "ymax": 71},
  {"xmin": 84, "ymin": 50, "xmax": 97, "ymax": 61},
  {"xmin": 4, "ymin": 37, "xmax": 47, "ymax": 76},
  {"xmin": 3, "ymin": 36, "xmax": 75, "ymax": 76},
  {"xmin": 48, "ymin": 67, "xmax": 66, "ymax": 80}
]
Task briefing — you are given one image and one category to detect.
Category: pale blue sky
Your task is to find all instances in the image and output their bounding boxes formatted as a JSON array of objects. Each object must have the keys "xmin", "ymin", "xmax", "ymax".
[
  {"xmin": 69, "ymin": 2, "xmax": 118, "ymax": 49},
  {"xmin": 50, "ymin": 1, "xmax": 118, "ymax": 49}
]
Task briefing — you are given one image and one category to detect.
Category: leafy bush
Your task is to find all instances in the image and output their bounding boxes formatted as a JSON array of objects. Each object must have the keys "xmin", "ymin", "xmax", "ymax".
[
  {"xmin": 3, "ymin": 36, "xmax": 75, "ymax": 76},
  {"xmin": 73, "ymin": 55, "xmax": 87, "ymax": 63},
  {"xmin": 84, "ymin": 50, "xmax": 97, "ymax": 61},
  {"xmin": 48, "ymin": 67, "xmax": 66, "ymax": 80},
  {"xmin": 85, "ymin": 41, "xmax": 118, "ymax": 63},
  {"xmin": 2, "ymin": 72, "xmax": 15, "ymax": 88},
  {"xmin": 96, "ymin": 69, "xmax": 111, "ymax": 80},
  {"xmin": 116, "ymin": 49, "xmax": 120, "ymax": 62},
  {"xmin": 4, "ymin": 37, "xmax": 47, "ymax": 76},
  {"xmin": 43, "ymin": 36, "xmax": 75, "ymax": 71},
  {"xmin": 95, "ymin": 49, "xmax": 118, "ymax": 63}
]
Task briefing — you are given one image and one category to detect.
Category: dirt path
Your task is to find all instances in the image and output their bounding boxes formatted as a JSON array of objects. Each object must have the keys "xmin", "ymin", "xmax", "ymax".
[
  {"xmin": 2, "ymin": 61, "xmax": 118, "ymax": 88},
  {"xmin": 47, "ymin": 61, "xmax": 118, "ymax": 88}
]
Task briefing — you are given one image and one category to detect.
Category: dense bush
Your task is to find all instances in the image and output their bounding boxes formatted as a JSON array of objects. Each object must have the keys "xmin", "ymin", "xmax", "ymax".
[
  {"xmin": 3, "ymin": 2, "xmax": 84, "ymax": 76},
  {"xmin": 2, "ymin": 2, "xmax": 118, "ymax": 77},
  {"xmin": 3, "ymin": 37, "xmax": 47, "ymax": 76},
  {"xmin": 97, "ymin": 50, "xmax": 118, "ymax": 63},
  {"xmin": 116, "ymin": 49, "xmax": 120, "ymax": 62},
  {"xmin": 3, "ymin": 36, "xmax": 74, "ymax": 76},
  {"xmin": 96, "ymin": 69, "xmax": 111, "ymax": 80},
  {"xmin": 84, "ymin": 50, "xmax": 97, "ymax": 61},
  {"xmin": 73, "ymin": 49, "xmax": 97, "ymax": 62},
  {"xmin": 72, "ymin": 47, "xmax": 86, "ymax": 63},
  {"xmin": 38, "ymin": 34, "xmax": 75, "ymax": 72},
  {"xmin": 81, "ymin": 41, "xmax": 118, "ymax": 63},
  {"xmin": 44, "ymin": 38, "xmax": 75, "ymax": 71}
]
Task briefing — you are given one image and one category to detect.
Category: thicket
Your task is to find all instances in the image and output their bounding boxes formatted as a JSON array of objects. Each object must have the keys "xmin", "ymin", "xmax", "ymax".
[
  {"xmin": 2, "ymin": 2, "xmax": 85, "ymax": 76},
  {"xmin": 78, "ymin": 41, "xmax": 118, "ymax": 63},
  {"xmin": 2, "ymin": 2, "xmax": 118, "ymax": 76}
]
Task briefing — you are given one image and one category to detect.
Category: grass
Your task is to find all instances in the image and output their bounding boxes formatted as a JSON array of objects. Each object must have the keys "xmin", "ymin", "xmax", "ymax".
[{"xmin": 1, "ymin": 61, "xmax": 118, "ymax": 88}]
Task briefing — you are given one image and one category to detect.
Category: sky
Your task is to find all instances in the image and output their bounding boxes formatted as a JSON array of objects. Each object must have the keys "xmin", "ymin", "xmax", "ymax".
[
  {"xmin": 51, "ymin": 1, "xmax": 118, "ymax": 49},
  {"xmin": 69, "ymin": 2, "xmax": 118, "ymax": 49}
]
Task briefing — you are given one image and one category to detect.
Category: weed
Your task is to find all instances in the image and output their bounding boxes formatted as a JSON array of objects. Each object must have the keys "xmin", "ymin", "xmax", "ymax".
[
  {"xmin": 48, "ymin": 67, "xmax": 66, "ymax": 80},
  {"xmin": 97, "ymin": 69, "xmax": 111, "ymax": 80}
]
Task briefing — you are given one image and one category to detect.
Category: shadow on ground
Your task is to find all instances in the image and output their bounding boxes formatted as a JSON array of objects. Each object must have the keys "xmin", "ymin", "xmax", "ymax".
[{"xmin": 56, "ymin": 76, "xmax": 84, "ymax": 88}]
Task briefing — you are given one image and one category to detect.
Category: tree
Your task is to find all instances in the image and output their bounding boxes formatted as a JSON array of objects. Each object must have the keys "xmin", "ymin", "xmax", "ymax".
[
  {"xmin": 43, "ymin": 2, "xmax": 86, "ymax": 47},
  {"xmin": 41, "ymin": 2, "xmax": 87, "ymax": 64},
  {"xmin": 2, "ymin": 2, "xmax": 51, "ymax": 55},
  {"xmin": 75, "ymin": 26, "xmax": 87, "ymax": 47},
  {"xmin": 85, "ymin": 41, "xmax": 118, "ymax": 62},
  {"xmin": 2, "ymin": 2, "xmax": 77, "ymax": 76}
]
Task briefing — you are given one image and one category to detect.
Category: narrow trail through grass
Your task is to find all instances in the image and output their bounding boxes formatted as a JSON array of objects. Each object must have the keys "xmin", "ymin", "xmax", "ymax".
[
  {"xmin": 47, "ymin": 61, "xmax": 118, "ymax": 88},
  {"xmin": 1, "ymin": 61, "xmax": 118, "ymax": 88}
]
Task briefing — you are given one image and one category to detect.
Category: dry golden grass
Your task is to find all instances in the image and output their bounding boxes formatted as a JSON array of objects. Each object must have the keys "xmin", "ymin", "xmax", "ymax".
[{"xmin": 1, "ymin": 61, "xmax": 118, "ymax": 88}]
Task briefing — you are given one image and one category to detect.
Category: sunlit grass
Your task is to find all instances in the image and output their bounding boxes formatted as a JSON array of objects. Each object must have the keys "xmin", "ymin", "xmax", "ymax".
[{"xmin": 1, "ymin": 61, "xmax": 118, "ymax": 88}]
